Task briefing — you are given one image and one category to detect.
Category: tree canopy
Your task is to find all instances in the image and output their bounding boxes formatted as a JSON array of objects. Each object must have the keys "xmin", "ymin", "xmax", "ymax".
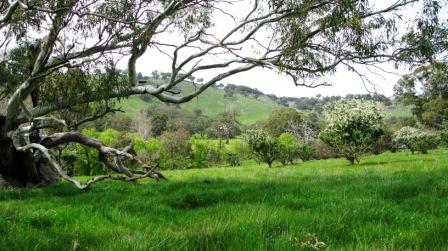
[{"xmin": 394, "ymin": 62, "xmax": 448, "ymax": 128}]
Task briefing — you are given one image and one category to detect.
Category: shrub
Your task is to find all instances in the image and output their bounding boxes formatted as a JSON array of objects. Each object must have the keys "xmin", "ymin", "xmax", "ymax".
[
  {"xmin": 244, "ymin": 130, "xmax": 280, "ymax": 168},
  {"xmin": 224, "ymin": 152, "xmax": 241, "ymax": 166},
  {"xmin": 277, "ymin": 133, "xmax": 299, "ymax": 165},
  {"xmin": 441, "ymin": 127, "xmax": 448, "ymax": 147},
  {"xmin": 74, "ymin": 128, "xmax": 104, "ymax": 175},
  {"xmin": 159, "ymin": 129, "xmax": 192, "ymax": 169},
  {"xmin": 190, "ymin": 134, "xmax": 211, "ymax": 168},
  {"xmin": 133, "ymin": 136, "xmax": 163, "ymax": 167},
  {"xmin": 319, "ymin": 99, "xmax": 384, "ymax": 165},
  {"xmin": 297, "ymin": 144, "xmax": 315, "ymax": 162},
  {"xmin": 393, "ymin": 126, "xmax": 438, "ymax": 154},
  {"xmin": 226, "ymin": 139, "xmax": 250, "ymax": 160},
  {"xmin": 206, "ymin": 147, "xmax": 224, "ymax": 166}
]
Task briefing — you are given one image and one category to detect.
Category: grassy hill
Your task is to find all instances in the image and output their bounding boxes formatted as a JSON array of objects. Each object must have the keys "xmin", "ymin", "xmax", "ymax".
[
  {"xmin": 118, "ymin": 80, "xmax": 413, "ymax": 125},
  {"xmin": 1, "ymin": 149, "xmax": 448, "ymax": 250},
  {"xmin": 118, "ymin": 81, "xmax": 281, "ymax": 124}
]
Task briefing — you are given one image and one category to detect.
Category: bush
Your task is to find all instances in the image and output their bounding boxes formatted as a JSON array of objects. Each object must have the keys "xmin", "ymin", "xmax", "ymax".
[
  {"xmin": 206, "ymin": 147, "xmax": 224, "ymax": 166},
  {"xmin": 224, "ymin": 152, "xmax": 241, "ymax": 166},
  {"xmin": 372, "ymin": 129, "xmax": 396, "ymax": 154},
  {"xmin": 441, "ymin": 127, "xmax": 448, "ymax": 147},
  {"xmin": 133, "ymin": 136, "xmax": 163, "ymax": 167},
  {"xmin": 393, "ymin": 126, "xmax": 438, "ymax": 154},
  {"xmin": 297, "ymin": 144, "xmax": 315, "ymax": 162},
  {"xmin": 244, "ymin": 130, "xmax": 279, "ymax": 168},
  {"xmin": 277, "ymin": 133, "xmax": 299, "ymax": 165},
  {"xmin": 74, "ymin": 128, "xmax": 104, "ymax": 175},
  {"xmin": 319, "ymin": 99, "xmax": 384, "ymax": 165},
  {"xmin": 190, "ymin": 134, "xmax": 211, "ymax": 168},
  {"xmin": 159, "ymin": 129, "xmax": 192, "ymax": 169}
]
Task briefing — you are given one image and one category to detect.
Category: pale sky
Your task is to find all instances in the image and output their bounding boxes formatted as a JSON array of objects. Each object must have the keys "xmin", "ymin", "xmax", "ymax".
[{"xmin": 119, "ymin": 0, "xmax": 428, "ymax": 98}]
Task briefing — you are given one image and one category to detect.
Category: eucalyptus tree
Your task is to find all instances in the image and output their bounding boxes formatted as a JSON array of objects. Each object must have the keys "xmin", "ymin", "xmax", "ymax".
[
  {"xmin": 394, "ymin": 62, "xmax": 448, "ymax": 128},
  {"xmin": 0, "ymin": 0, "xmax": 443, "ymax": 189}
]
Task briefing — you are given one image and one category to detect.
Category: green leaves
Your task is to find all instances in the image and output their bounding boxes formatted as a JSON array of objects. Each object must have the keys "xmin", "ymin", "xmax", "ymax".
[{"xmin": 319, "ymin": 99, "xmax": 385, "ymax": 164}]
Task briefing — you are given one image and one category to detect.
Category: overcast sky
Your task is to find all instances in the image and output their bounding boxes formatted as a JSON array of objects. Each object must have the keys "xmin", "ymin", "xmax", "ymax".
[{"xmin": 118, "ymin": 0, "xmax": 426, "ymax": 98}]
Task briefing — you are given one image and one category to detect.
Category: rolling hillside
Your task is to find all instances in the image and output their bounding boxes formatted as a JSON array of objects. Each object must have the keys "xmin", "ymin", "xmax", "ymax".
[
  {"xmin": 117, "ymin": 79, "xmax": 413, "ymax": 124},
  {"xmin": 118, "ymin": 80, "xmax": 281, "ymax": 124}
]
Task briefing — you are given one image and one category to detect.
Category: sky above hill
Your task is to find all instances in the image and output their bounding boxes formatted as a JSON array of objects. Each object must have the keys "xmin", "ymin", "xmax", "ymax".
[{"xmin": 118, "ymin": 0, "xmax": 427, "ymax": 98}]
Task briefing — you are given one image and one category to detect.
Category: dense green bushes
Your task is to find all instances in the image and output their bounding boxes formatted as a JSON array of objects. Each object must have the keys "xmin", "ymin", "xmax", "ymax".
[
  {"xmin": 393, "ymin": 127, "xmax": 439, "ymax": 154},
  {"xmin": 244, "ymin": 131, "xmax": 315, "ymax": 167},
  {"xmin": 66, "ymin": 128, "xmax": 254, "ymax": 175}
]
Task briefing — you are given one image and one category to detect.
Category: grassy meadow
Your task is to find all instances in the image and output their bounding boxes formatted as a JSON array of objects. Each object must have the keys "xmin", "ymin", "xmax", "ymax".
[{"xmin": 1, "ymin": 149, "xmax": 448, "ymax": 250}]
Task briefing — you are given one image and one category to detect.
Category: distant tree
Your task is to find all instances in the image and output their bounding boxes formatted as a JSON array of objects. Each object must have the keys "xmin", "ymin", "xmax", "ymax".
[
  {"xmin": 151, "ymin": 70, "xmax": 160, "ymax": 79},
  {"xmin": 267, "ymin": 94, "xmax": 277, "ymax": 102},
  {"xmin": 150, "ymin": 113, "xmax": 168, "ymax": 137},
  {"xmin": 394, "ymin": 62, "xmax": 448, "ymax": 129},
  {"xmin": 264, "ymin": 107, "xmax": 304, "ymax": 137},
  {"xmin": 206, "ymin": 111, "xmax": 241, "ymax": 143},
  {"xmin": 319, "ymin": 99, "xmax": 384, "ymax": 165}
]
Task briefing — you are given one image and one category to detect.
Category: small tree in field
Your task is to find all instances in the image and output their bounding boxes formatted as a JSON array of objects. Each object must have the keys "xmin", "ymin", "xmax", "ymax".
[
  {"xmin": 277, "ymin": 133, "xmax": 300, "ymax": 165},
  {"xmin": 244, "ymin": 130, "xmax": 279, "ymax": 168},
  {"xmin": 319, "ymin": 99, "xmax": 384, "ymax": 165}
]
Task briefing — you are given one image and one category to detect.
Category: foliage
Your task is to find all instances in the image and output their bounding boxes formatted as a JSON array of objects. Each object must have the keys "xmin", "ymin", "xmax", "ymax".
[
  {"xmin": 159, "ymin": 129, "xmax": 192, "ymax": 170},
  {"xmin": 394, "ymin": 62, "xmax": 448, "ymax": 129},
  {"xmin": 190, "ymin": 134, "xmax": 211, "ymax": 169},
  {"xmin": 224, "ymin": 152, "xmax": 241, "ymax": 167},
  {"xmin": 441, "ymin": 127, "xmax": 448, "ymax": 147},
  {"xmin": 244, "ymin": 130, "xmax": 279, "ymax": 168},
  {"xmin": 264, "ymin": 107, "xmax": 304, "ymax": 137},
  {"xmin": 206, "ymin": 111, "xmax": 241, "ymax": 141},
  {"xmin": 74, "ymin": 128, "xmax": 105, "ymax": 175},
  {"xmin": 372, "ymin": 129, "xmax": 396, "ymax": 154},
  {"xmin": 133, "ymin": 136, "xmax": 163, "ymax": 167},
  {"xmin": 277, "ymin": 133, "xmax": 300, "ymax": 165},
  {"xmin": 296, "ymin": 144, "xmax": 316, "ymax": 162},
  {"xmin": 384, "ymin": 116, "xmax": 417, "ymax": 133},
  {"xmin": 319, "ymin": 99, "xmax": 384, "ymax": 165},
  {"xmin": 393, "ymin": 127, "xmax": 439, "ymax": 154}
]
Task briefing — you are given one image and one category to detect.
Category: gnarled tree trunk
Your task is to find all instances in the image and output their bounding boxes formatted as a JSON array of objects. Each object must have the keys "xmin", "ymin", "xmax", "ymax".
[{"xmin": 0, "ymin": 116, "xmax": 59, "ymax": 188}]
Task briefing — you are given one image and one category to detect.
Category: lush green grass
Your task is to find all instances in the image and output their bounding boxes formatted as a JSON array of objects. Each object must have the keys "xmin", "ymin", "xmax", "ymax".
[{"xmin": 1, "ymin": 150, "xmax": 448, "ymax": 250}]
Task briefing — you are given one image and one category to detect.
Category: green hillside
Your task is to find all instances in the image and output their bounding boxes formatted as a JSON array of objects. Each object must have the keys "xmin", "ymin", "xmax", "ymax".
[
  {"xmin": 118, "ymin": 81, "xmax": 281, "ymax": 124},
  {"xmin": 118, "ymin": 80, "xmax": 413, "ymax": 124}
]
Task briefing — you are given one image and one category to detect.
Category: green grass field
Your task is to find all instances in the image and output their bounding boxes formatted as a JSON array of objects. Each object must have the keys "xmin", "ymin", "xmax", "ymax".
[{"xmin": 1, "ymin": 150, "xmax": 448, "ymax": 250}]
